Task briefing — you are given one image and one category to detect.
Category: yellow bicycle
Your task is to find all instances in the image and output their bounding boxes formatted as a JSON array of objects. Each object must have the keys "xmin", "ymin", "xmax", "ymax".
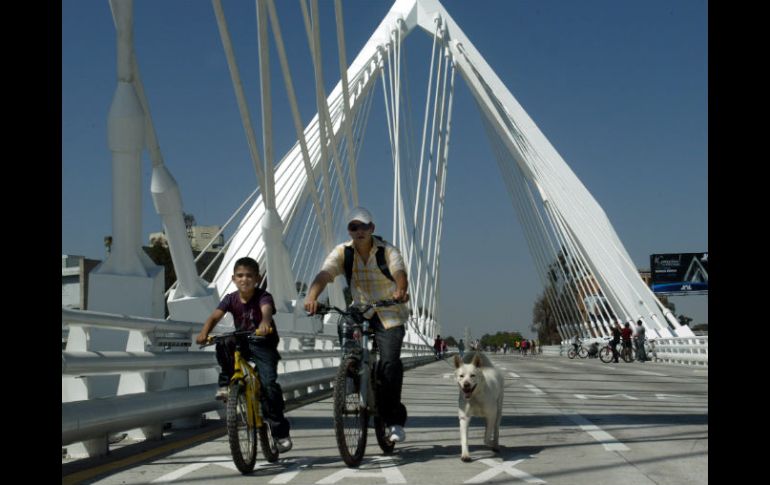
[{"xmin": 202, "ymin": 330, "xmax": 279, "ymax": 473}]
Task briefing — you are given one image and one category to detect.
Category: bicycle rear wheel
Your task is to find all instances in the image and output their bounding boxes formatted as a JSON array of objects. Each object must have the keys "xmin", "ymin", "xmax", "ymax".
[
  {"xmin": 227, "ymin": 382, "xmax": 257, "ymax": 474},
  {"xmin": 333, "ymin": 358, "xmax": 368, "ymax": 467},
  {"xmin": 599, "ymin": 346, "xmax": 614, "ymax": 363},
  {"xmin": 622, "ymin": 346, "xmax": 634, "ymax": 363},
  {"xmin": 567, "ymin": 348, "xmax": 577, "ymax": 359}
]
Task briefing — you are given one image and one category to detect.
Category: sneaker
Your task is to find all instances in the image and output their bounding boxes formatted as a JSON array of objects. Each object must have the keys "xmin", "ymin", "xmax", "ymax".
[
  {"xmin": 276, "ymin": 436, "xmax": 293, "ymax": 453},
  {"xmin": 387, "ymin": 425, "xmax": 406, "ymax": 443},
  {"xmin": 215, "ymin": 387, "xmax": 229, "ymax": 401}
]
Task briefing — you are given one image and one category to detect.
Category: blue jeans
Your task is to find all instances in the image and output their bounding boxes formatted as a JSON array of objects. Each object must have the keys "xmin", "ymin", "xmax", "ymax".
[
  {"xmin": 216, "ymin": 336, "xmax": 291, "ymax": 439},
  {"xmin": 371, "ymin": 316, "xmax": 407, "ymax": 428}
]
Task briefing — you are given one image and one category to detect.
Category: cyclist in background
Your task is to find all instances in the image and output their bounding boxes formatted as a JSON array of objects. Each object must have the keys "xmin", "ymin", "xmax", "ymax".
[
  {"xmin": 304, "ymin": 207, "xmax": 410, "ymax": 443},
  {"xmin": 196, "ymin": 257, "xmax": 293, "ymax": 453},
  {"xmin": 621, "ymin": 321, "xmax": 634, "ymax": 359}
]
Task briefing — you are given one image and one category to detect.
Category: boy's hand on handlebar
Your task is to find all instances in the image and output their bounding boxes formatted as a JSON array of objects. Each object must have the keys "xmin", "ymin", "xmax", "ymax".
[
  {"xmin": 195, "ymin": 331, "xmax": 210, "ymax": 345},
  {"xmin": 255, "ymin": 322, "xmax": 273, "ymax": 336}
]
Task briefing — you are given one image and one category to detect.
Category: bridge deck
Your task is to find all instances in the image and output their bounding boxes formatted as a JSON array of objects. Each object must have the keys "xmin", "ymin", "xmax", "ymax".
[{"xmin": 62, "ymin": 354, "xmax": 707, "ymax": 484}]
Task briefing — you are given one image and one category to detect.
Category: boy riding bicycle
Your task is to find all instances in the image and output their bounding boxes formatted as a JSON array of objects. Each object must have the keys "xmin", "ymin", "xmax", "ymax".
[{"xmin": 196, "ymin": 257, "xmax": 293, "ymax": 453}]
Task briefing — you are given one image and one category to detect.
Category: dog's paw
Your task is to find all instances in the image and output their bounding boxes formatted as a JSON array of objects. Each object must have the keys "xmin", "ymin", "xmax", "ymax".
[{"xmin": 461, "ymin": 455, "xmax": 472, "ymax": 462}]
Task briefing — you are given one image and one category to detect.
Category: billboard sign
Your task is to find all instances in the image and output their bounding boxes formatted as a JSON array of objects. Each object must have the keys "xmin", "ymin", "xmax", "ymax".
[{"xmin": 650, "ymin": 252, "xmax": 708, "ymax": 294}]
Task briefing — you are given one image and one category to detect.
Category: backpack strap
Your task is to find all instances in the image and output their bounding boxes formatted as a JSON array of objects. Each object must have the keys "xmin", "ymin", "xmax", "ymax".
[
  {"xmin": 344, "ymin": 245, "xmax": 354, "ymax": 288},
  {"xmin": 343, "ymin": 235, "xmax": 395, "ymax": 288}
]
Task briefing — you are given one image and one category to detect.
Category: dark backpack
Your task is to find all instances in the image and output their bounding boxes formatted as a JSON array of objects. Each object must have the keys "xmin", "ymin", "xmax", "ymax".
[{"xmin": 343, "ymin": 235, "xmax": 394, "ymax": 288}]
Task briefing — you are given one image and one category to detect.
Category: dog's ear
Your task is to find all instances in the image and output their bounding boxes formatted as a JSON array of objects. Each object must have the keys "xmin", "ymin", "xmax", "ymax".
[
  {"xmin": 453, "ymin": 354, "xmax": 462, "ymax": 368},
  {"xmin": 472, "ymin": 353, "xmax": 482, "ymax": 367}
]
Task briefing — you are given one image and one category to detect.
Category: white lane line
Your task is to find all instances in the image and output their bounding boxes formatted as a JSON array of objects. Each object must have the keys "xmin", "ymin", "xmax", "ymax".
[
  {"xmin": 270, "ymin": 458, "xmax": 315, "ymax": 484},
  {"xmin": 635, "ymin": 370, "xmax": 667, "ymax": 376},
  {"xmin": 151, "ymin": 456, "xmax": 237, "ymax": 482},
  {"xmin": 546, "ymin": 365, "xmax": 561, "ymax": 371},
  {"xmin": 508, "ymin": 371, "xmax": 520, "ymax": 378},
  {"xmin": 564, "ymin": 412, "xmax": 630, "ymax": 451},
  {"xmin": 574, "ymin": 393, "xmax": 639, "ymax": 400},
  {"xmin": 465, "ymin": 458, "xmax": 545, "ymax": 484},
  {"xmin": 151, "ymin": 463, "xmax": 209, "ymax": 483},
  {"xmin": 525, "ymin": 384, "xmax": 545, "ymax": 395}
]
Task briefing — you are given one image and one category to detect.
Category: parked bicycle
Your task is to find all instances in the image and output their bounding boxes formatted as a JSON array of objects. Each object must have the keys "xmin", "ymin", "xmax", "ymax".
[
  {"xmin": 200, "ymin": 331, "xmax": 279, "ymax": 473},
  {"xmin": 313, "ymin": 299, "xmax": 400, "ymax": 467},
  {"xmin": 567, "ymin": 344, "xmax": 588, "ymax": 359}
]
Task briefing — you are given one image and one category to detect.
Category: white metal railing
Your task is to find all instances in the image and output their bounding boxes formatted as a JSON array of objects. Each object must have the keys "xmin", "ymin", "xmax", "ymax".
[
  {"xmin": 649, "ymin": 336, "xmax": 708, "ymax": 366},
  {"xmin": 557, "ymin": 336, "xmax": 708, "ymax": 366},
  {"xmin": 61, "ymin": 308, "xmax": 434, "ymax": 450}
]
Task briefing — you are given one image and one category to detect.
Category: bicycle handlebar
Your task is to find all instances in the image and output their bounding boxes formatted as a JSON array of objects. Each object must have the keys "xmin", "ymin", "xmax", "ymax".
[
  {"xmin": 311, "ymin": 299, "xmax": 401, "ymax": 317},
  {"xmin": 198, "ymin": 328, "xmax": 273, "ymax": 349}
]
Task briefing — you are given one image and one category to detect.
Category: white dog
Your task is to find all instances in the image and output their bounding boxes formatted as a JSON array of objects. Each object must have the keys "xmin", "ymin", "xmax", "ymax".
[{"xmin": 454, "ymin": 352, "xmax": 504, "ymax": 462}]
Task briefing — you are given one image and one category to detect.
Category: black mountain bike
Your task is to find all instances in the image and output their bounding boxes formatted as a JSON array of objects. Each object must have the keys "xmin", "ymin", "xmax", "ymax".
[{"xmin": 314, "ymin": 299, "xmax": 400, "ymax": 467}]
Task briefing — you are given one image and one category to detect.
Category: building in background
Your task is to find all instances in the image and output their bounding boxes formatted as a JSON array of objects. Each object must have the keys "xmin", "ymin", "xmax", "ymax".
[{"xmin": 148, "ymin": 225, "xmax": 224, "ymax": 253}]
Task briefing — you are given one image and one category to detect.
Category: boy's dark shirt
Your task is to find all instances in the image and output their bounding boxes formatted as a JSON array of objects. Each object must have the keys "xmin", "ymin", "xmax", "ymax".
[{"xmin": 217, "ymin": 288, "xmax": 279, "ymax": 345}]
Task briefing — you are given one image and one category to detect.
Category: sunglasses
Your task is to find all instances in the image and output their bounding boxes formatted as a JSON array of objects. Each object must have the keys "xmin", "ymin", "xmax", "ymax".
[{"xmin": 347, "ymin": 222, "xmax": 371, "ymax": 232}]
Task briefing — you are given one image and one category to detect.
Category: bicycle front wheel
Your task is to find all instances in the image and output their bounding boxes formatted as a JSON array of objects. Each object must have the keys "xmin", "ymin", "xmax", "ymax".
[
  {"xmin": 259, "ymin": 418, "xmax": 279, "ymax": 463},
  {"xmin": 599, "ymin": 346, "xmax": 614, "ymax": 363},
  {"xmin": 577, "ymin": 346, "xmax": 588, "ymax": 359},
  {"xmin": 567, "ymin": 348, "xmax": 577, "ymax": 359},
  {"xmin": 333, "ymin": 358, "xmax": 368, "ymax": 467},
  {"xmin": 227, "ymin": 382, "xmax": 257, "ymax": 474}
]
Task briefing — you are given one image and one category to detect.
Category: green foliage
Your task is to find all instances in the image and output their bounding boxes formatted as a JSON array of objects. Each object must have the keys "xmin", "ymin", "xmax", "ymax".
[
  {"xmin": 444, "ymin": 336, "xmax": 457, "ymax": 347},
  {"xmin": 531, "ymin": 290, "xmax": 561, "ymax": 345},
  {"xmin": 479, "ymin": 331, "xmax": 523, "ymax": 349}
]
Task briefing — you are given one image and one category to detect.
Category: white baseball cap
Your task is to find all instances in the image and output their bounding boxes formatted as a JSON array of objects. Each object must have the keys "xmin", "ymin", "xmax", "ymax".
[{"xmin": 347, "ymin": 207, "xmax": 374, "ymax": 225}]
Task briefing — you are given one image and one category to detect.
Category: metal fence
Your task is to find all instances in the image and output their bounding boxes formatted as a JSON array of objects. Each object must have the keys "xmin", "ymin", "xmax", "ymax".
[{"xmin": 62, "ymin": 308, "xmax": 435, "ymax": 456}]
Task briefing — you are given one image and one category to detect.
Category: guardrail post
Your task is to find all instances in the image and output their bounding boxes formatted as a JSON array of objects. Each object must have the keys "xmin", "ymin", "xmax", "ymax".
[{"xmin": 62, "ymin": 326, "xmax": 110, "ymax": 458}]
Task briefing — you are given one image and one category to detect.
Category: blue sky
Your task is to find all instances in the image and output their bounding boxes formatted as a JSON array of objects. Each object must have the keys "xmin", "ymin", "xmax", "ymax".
[{"xmin": 62, "ymin": 0, "xmax": 707, "ymax": 339}]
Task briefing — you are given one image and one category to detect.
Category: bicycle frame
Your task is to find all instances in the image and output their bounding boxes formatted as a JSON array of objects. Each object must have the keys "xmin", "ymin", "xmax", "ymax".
[{"xmin": 232, "ymin": 349, "xmax": 263, "ymax": 428}]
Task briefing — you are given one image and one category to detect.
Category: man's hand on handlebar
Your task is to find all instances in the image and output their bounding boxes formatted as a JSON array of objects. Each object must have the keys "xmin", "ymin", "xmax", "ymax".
[
  {"xmin": 392, "ymin": 288, "xmax": 409, "ymax": 303},
  {"xmin": 304, "ymin": 299, "xmax": 319, "ymax": 316}
]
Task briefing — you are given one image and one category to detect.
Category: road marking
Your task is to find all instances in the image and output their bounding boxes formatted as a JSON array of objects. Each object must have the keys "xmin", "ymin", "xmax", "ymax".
[
  {"xmin": 464, "ymin": 458, "xmax": 545, "ymax": 484},
  {"xmin": 563, "ymin": 412, "xmax": 629, "ymax": 451},
  {"xmin": 62, "ymin": 426, "xmax": 227, "ymax": 485},
  {"xmin": 316, "ymin": 456, "xmax": 405, "ymax": 484},
  {"xmin": 508, "ymin": 371, "xmax": 520, "ymax": 378},
  {"xmin": 151, "ymin": 456, "xmax": 239, "ymax": 482},
  {"xmin": 546, "ymin": 365, "xmax": 561, "ymax": 371},
  {"xmin": 574, "ymin": 393, "xmax": 638, "ymax": 400},
  {"xmin": 525, "ymin": 384, "xmax": 545, "ymax": 395},
  {"xmin": 443, "ymin": 373, "xmax": 454, "ymax": 379},
  {"xmin": 635, "ymin": 370, "xmax": 666, "ymax": 376},
  {"xmin": 270, "ymin": 458, "xmax": 316, "ymax": 484},
  {"xmin": 655, "ymin": 393, "xmax": 685, "ymax": 400}
]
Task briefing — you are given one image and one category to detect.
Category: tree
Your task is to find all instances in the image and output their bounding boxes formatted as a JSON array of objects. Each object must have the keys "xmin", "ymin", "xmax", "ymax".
[
  {"xmin": 531, "ymin": 290, "xmax": 561, "ymax": 345},
  {"xmin": 444, "ymin": 336, "xmax": 457, "ymax": 347},
  {"xmin": 479, "ymin": 331, "xmax": 523, "ymax": 349}
]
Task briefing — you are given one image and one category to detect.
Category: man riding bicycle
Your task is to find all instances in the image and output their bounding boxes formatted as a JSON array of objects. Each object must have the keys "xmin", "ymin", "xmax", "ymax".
[{"xmin": 304, "ymin": 207, "xmax": 410, "ymax": 444}]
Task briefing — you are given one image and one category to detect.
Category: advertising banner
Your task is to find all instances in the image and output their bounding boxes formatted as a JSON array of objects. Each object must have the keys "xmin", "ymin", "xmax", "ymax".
[{"xmin": 650, "ymin": 252, "xmax": 708, "ymax": 294}]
